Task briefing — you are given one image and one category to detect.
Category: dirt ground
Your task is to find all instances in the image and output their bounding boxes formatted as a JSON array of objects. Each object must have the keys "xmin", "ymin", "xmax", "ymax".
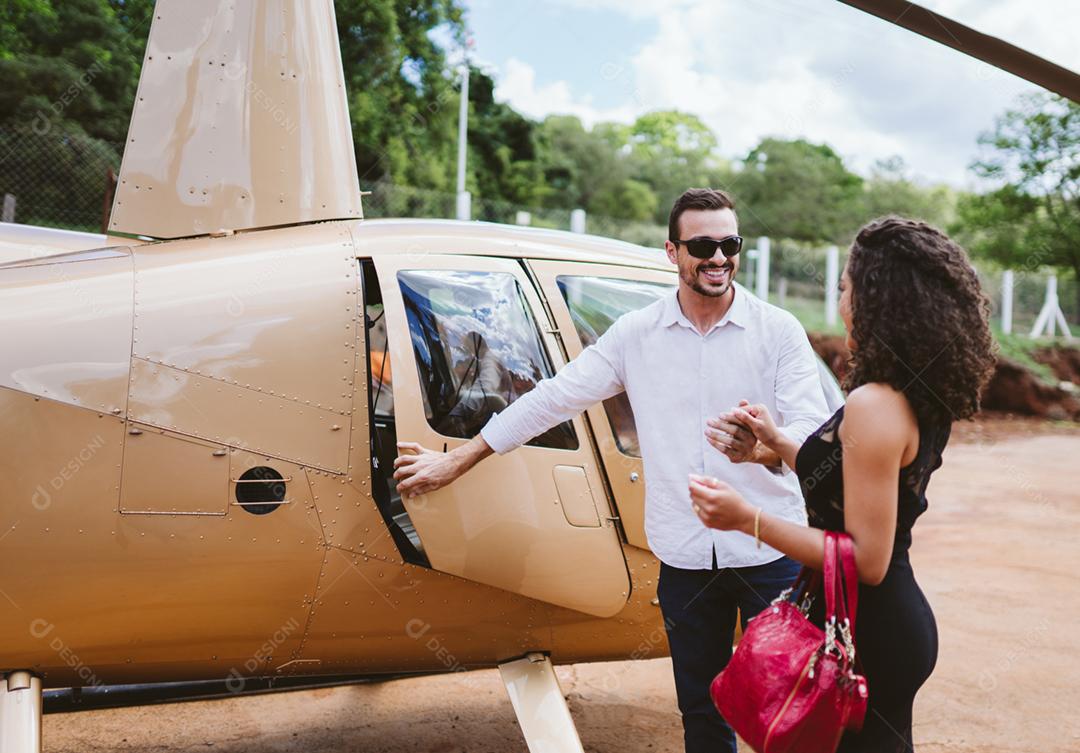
[{"xmin": 43, "ymin": 420, "xmax": 1080, "ymax": 753}]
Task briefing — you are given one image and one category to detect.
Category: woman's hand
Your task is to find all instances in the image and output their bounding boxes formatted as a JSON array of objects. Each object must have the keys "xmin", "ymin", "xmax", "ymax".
[
  {"xmin": 704, "ymin": 406, "xmax": 759, "ymax": 463},
  {"xmin": 728, "ymin": 400, "xmax": 782, "ymax": 449},
  {"xmin": 689, "ymin": 474, "xmax": 756, "ymax": 533}
]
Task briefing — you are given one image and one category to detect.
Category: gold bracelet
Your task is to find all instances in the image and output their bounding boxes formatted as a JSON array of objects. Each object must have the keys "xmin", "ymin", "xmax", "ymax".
[{"xmin": 754, "ymin": 507, "xmax": 763, "ymax": 549}]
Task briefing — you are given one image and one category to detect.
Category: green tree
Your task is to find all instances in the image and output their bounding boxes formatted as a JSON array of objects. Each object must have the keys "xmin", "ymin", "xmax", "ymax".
[
  {"xmin": 465, "ymin": 66, "xmax": 542, "ymax": 208},
  {"xmin": 733, "ymin": 138, "xmax": 864, "ymax": 243},
  {"xmin": 861, "ymin": 156, "xmax": 955, "ymax": 230},
  {"xmin": 956, "ymin": 92, "xmax": 1080, "ymax": 314},
  {"xmin": 627, "ymin": 110, "xmax": 718, "ymax": 223},
  {"xmin": 336, "ymin": 0, "xmax": 466, "ymax": 190},
  {"xmin": 0, "ymin": 0, "xmax": 150, "ymax": 142}
]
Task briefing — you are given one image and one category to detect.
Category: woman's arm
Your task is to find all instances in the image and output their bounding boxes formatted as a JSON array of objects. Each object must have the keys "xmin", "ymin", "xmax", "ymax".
[{"xmin": 691, "ymin": 384, "xmax": 917, "ymax": 585}]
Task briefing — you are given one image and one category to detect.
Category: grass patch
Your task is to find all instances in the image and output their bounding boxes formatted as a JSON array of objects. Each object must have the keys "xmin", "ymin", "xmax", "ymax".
[
  {"xmin": 993, "ymin": 331, "xmax": 1060, "ymax": 385},
  {"xmin": 782, "ymin": 297, "xmax": 1070, "ymax": 389},
  {"xmin": 779, "ymin": 295, "xmax": 845, "ymax": 336}
]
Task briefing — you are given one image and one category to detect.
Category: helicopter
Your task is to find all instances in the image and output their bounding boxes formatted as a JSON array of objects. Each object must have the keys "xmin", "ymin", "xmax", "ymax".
[{"xmin": 1, "ymin": 2, "xmax": 1077, "ymax": 753}]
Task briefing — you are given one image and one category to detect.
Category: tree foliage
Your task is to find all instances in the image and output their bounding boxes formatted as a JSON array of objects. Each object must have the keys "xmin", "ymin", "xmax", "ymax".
[
  {"xmin": 0, "ymin": 0, "xmax": 1015, "ymax": 257},
  {"xmin": 0, "ymin": 0, "xmax": 151, "ymax": 141},
  {"xmin": 954, "ymin": 92, "xmax": 1080, "ymax": 312}
]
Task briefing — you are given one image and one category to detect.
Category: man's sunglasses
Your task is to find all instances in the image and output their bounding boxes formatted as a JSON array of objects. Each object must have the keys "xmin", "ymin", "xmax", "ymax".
[{"xmin": 673, "ymin": 235, "xmax": 743, "ymax": 259}]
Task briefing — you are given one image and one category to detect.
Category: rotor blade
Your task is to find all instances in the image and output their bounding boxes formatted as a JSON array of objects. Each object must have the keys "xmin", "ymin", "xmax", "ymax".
[{"xmin": 837, "ymin": 0, "xmax": 1080, "ymax": 103}]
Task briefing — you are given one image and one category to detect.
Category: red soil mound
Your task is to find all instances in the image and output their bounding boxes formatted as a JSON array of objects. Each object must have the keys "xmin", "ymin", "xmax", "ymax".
[{"xmin": 807, "ymin": 335, "xmax": 1080, "ymax": 421}]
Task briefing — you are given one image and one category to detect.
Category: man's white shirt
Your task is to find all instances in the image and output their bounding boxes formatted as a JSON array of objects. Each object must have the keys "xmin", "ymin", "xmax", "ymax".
[{"xmin": 480, "ymin": 281, "xmax": 830, "ymax": 570}]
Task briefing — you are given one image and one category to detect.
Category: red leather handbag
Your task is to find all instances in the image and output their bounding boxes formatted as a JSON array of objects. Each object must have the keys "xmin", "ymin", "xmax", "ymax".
[{"xmin": 710, "ymin": 531, "xmax": 868, "ymax": 753}]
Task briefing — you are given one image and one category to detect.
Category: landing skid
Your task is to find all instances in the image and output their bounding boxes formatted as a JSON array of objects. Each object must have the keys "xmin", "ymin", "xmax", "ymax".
[
  {"xmin": 0, "ymin": 672, "xmax": 42, "ymax": 753},
  {"xmin": 498, "ymin": 653, "xmax": 585, "ymax": 753}
]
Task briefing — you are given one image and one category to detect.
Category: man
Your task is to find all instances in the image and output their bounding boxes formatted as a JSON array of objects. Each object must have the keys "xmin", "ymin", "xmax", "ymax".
[{"xmin": 393, "ymin": 188, "xmax": 829, "ymax": 753}]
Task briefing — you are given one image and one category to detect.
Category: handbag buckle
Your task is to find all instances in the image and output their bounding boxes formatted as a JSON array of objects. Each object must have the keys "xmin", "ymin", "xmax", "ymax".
[
  {"xmin": 771, "ymin": 586, "xmax": 793, "ymax": 606},
  {"xmin": 839, "ymin": 617, "xmax": 856, "ymax": 662}
]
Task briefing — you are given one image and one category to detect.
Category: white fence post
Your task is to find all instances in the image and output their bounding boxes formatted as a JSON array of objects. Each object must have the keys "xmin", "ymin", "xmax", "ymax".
[
  {"xmin": 755, "ymin": 236, "xmax": 771, "ymax": 301},
  {"xmin": 1030, "ymin": 274, "xmax": 1073, "ymax": 340},
  {"xmin": 515, "ymin": 211, "xmax": 531, "ymax": 226},
  {"xmin": 570, "ymin": 208, "xmax": 586, "ymax": 234},
  {"xmin": 1, "ymin": 193, "xmax": 15, "ymax": 223},
  {"xmin": 824, "ymin": 244, "xmax": 839, "ymax": 328},
  {"xmin": 455, "ymin": 190, "xmax": 471, "ymax": 221},
  {"xmin": 1001, "ymin": 269, "xmax": 1014, "ymax": 335}
]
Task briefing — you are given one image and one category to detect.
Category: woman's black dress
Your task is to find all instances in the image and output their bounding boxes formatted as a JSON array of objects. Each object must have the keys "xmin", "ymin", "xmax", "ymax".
[{"xmin": 794, "ymin": 404, "xmax": 951, "ymax": 753}]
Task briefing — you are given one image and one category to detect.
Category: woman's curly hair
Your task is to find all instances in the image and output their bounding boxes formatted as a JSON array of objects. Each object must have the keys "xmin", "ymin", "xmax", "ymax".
[{"xmin": 843, "ymin": 216, "xmax": 997, "ymax": 425}]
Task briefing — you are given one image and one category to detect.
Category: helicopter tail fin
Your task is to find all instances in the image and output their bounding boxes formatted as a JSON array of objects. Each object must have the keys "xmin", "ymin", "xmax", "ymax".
[{"xmin": 109, "ymin": 0, "xmax": 362, "ymax": 239}]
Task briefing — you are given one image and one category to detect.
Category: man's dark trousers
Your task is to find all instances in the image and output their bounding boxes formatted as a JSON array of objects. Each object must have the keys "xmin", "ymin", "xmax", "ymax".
[{"xmin": 657, "ymin": 554, "xmax": 803, "ymax": 753}]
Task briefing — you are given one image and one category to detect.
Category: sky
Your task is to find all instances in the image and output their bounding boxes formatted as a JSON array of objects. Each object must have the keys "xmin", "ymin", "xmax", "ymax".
[{"xmin": 459, "ymin": 0, "xmax": 1079, "ymax": 188}]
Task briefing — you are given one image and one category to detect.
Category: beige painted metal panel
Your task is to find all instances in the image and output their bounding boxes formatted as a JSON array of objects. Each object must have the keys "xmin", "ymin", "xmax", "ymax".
[
  {"xmin": 130, "ymin": 222, "xmax": 358, "ymax": 417},
  {"xmin": 0, "ymin": 249, "xmax": 133, "ymax": 413},
  {"xmin": 0, "ymin": 222, "xmax": 136, "ymax": 265},
  {"xmin": 0, "ymin": 388, "xmax": 324, "ymax": 687},
  {"xmin": 552, "ymin": 466, "xmax": 601, "ymax": 527},
  {"xmin": 296, "ymin": 544, "xmax": 553, "ymax": 673},
  {"xmin": 119, "ymin": 424, "xmax": 229, "ymax": 515},
  {"xmin": 127, "ymin": 358, "xmax": 351, "ymax": 473},
  {"xmin": 354, "ymin": 218, "xmax": 670, "ymax": 272},
  {"xmin": 110, "ymin": 0, "xmax": 361, "ymax": 239},
  {"xmin": 374, "ymin": 253, "xmax": 630, "ymax": 618},
  {"xmin": 529, "ymin": 260, "xmax": 678, "ymax": 551},
  {"xmin": 306, "ymin": 468, "xmax": 403, "ymax": 564}
]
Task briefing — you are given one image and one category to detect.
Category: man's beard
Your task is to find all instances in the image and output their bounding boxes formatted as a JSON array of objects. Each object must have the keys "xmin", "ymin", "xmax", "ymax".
[{"xmin": 682, "ymin": 259, "xmax": 734, "ymax": 297}]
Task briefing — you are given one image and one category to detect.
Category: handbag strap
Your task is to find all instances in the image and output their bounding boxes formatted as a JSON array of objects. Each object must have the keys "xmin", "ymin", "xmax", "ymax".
[
  {"xmin": 822, "ymin": 530, "xmax": 838, "ymax": 623},
  {"xmin": 833, "ymin": 533, "xmax": 859, "ymax": 636}
]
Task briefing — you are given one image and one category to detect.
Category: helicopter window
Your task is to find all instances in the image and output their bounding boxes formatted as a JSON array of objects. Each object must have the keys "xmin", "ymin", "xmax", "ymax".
[
  {"xmin": 398, "ymin": 270, "xmax": 578, "ymax": 450},
  {"xmin": 367, "ymin": 302, "xmax": 394, "ymax": 419},
  {"xmin": 361, "ymin": 260, "xmax": 429, "ymax": 567},
  {"xmin": 556, "ymin": 275, "xmax": 673, "ymax": 457}
]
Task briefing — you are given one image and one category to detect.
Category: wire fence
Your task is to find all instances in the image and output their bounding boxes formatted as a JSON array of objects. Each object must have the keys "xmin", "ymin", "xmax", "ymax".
[
  {"xmin": 361, "ymin": 181, "xmax": 668, "ymax": 248},
  {"xmin": 0, "ymin": 128, "xmax": 120, "ymax": 233},
  {"xmin": 1, "ymin": 127, "xmax": 1075, "ymax": 337}
]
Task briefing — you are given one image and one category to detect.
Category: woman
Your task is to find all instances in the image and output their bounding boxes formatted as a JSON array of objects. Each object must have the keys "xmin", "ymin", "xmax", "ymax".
[{"xmin": 689, "ymin": 217, "xmax": 996, "ymax": 752}]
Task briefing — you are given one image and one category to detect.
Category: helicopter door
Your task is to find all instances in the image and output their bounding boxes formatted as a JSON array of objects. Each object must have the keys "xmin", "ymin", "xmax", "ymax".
[
  {"xmin": 373, "ymin": 255, "xmax": 631, "ymax": 618},
  {"xmin": 528, "ymin": 261, "xmax": 677, "ymax": 550}
]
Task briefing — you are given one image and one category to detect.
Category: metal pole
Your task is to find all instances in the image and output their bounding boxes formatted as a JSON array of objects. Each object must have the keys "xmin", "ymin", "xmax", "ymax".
[
  {"xmin": 0, "ymin": 672, "xmax": 42, "ymax": 753},
  {"xmin": 1, "ymin": 194, "xmax": 15, "ymax": 223},
  {"xmin": 1001, "ymin": 269, "xmax": 1014, "ymax": 335},
  {"xmin": 455, "ymin": 64, "xmax": 470, "ymax": 221},
  {"xmin": 825, "ymin": 244, "xmax": 839, "ymax": 328},
  {"xmin": 755, "ymin": 236, "xmax": 771, "ymax": 302}
]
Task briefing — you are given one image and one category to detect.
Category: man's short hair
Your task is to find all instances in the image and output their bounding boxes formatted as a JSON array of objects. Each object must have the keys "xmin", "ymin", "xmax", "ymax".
[{"xmin": 668, "ymin": 188, "xmax": 737, "ymax": 241}]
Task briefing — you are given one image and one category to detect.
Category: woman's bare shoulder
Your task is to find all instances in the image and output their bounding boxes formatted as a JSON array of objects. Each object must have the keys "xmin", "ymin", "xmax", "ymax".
[{"xmin": 841, "ymin": 383, "xmax": 918, "ymax": 451}]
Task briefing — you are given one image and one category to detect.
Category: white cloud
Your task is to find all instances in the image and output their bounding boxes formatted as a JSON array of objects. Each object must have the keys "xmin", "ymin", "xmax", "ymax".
[
  {"xmin": 483, "ymin": 0, "xmax": 1076, "ymax": 186},
  {"xmin": 493, "ymin": 57, "xmax": 638, "ymax": 126},
  {"xmin": 920, "ymin": 0, "xmax": 1080, "ymax": 71}
]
